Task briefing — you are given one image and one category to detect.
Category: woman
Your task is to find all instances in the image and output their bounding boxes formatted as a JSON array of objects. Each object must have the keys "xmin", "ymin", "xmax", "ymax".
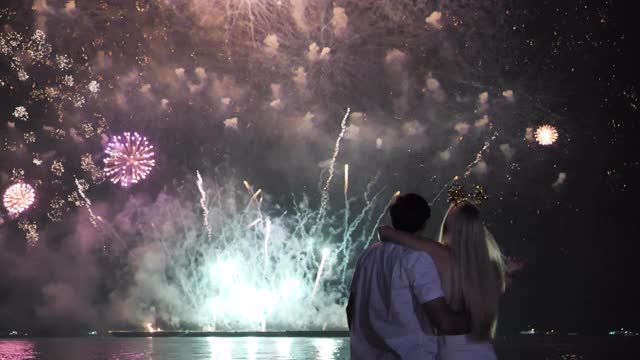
[{"xmin": 378, "ymin": 201, "xmax": 506, "ymax": 360}]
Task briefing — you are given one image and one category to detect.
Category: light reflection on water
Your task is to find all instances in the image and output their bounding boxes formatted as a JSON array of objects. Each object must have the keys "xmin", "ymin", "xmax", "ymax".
[
  {"xmin": 0, "ymin": 340, "xmax": 36, "ymax": 360},
  {"xmin": 313, "ymin": 338, "xmax": 338, "ymax": 360},
  {"xmin": 2, "ymin": 336, "xmax": 635, "ymax": 359},
  {"xmin": 276, "ymin": 338, "xmax": 292, "ymax": 358},
  {"xmin": 0, "ymin": 337, "xmax": 349, "ymax": 360}
]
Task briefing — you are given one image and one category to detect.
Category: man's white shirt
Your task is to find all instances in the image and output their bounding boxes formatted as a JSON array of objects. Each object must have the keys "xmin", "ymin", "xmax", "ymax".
[{"xmin": 349, "ymin": 242, "xmax": 444, "ymax": 360}]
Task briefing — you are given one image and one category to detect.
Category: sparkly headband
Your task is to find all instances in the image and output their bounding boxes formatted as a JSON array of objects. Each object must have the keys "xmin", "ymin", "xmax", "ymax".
[{"xmin": 447, "ymin": 183, "xmax": 488, "ymax": 207}]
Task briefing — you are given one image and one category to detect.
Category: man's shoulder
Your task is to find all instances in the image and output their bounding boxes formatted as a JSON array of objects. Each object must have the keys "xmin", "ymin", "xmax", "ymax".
[
  {"xmin": 362, "ymin": 242, "xmax": 433, "ymax": 265},
  {"xmin": 357, "ymin": 241, "xmax": 382, "ymax": 257},
  {"xmin": 353, "ymin": 242, "xmax": 380, "ymax": 267},
  {"xmin": 397, "ymin": 247, "xmax": 437, "ymax": 269},
  {"xmin": 360, "ymin": 242, "xmax": 405, "ymax": 257},
  {"xmin": 363, "ymin": 241, "xmax": 423, "ymax": 255}
]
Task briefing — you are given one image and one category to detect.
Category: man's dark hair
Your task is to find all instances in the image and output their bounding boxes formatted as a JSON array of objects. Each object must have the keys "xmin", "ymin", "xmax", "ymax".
[{"xmin": 389, "ymin": 193, "xmax": 431, "ymax": 233}]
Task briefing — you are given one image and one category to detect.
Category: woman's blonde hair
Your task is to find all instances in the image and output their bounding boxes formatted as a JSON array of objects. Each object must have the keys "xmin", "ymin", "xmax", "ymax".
[{"xmin": 438, "ymin": 202, "xmax": 506, "ymax": 340}]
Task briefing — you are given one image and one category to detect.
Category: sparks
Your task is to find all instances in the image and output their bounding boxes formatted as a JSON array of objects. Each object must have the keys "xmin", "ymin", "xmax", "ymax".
[
  {"xmin": 196, "ymin": 171, "xmax": 212, "ymax": 239},
  {"xmin": 88, "ymin": 80, "xmax": 100, "ymax": 93},
  {"xmin": 366, "ymin": 191, "xmax": 400, "ymax": 248},
  {"xmin": 535, "ymin": 125, "xmax": 559, "ymax": 146},
  {"xmin": 104, "ymin": 132, "xmax": 156, "ymax": 187},
  {"xmin": 318, "ymin": 108, "xmax": 351, "ymax": 220},
  {"xmin": 3, "ymin": 183, "xmax": 36, "ymax": 214},
  {"xmin": 344, "ymin": 164, "xmax": 349, "ymax": 195},
  {"xmin": 75, "ymin": 178, "xmax": 103, "ymax": 227},
  {"xmin": 311, "ymin": 248, "xmax": 331, "ymax": 300},
  {"xmin": 264, "ymin": 218, "xmax": 271, "ymax": 270},
  {"xmin": 13, "ymin": 106, "xmax": 28, "ymax": 121},
  {"xmin": 431, "ymin": 131, "xmax": 497, "ymax": 205}
]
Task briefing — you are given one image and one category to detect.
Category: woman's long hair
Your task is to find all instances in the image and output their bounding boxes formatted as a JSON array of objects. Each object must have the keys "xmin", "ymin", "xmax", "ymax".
[{"xmin": 438, "ymin": 202, "xmax": 506, "ymax": 340}]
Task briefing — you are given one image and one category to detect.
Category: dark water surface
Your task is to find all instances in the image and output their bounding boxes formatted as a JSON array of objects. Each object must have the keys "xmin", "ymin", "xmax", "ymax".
[{"xmin": 1, "ymin": 336, "xmax": 638, "ymax": 359}]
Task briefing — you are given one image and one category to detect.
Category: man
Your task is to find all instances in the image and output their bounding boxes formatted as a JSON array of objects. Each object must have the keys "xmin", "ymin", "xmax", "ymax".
[{"xmin": 347, "ymin": 193, "xmax": 469, "ymax": 359}]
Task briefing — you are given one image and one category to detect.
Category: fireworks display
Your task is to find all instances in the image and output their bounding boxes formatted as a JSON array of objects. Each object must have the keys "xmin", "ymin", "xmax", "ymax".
[
  {"xmin": 535, "ymin": 125, "xmax": 559, "ymax": 146},
  {"xmin": 104, "ymin": 132, "xmax": 156, "ymax": 187},
  {"xmin": 125, "ymin": 172, "xmax": 388, "ymax": 330},
  {"xmin": 3, "ymin": 183, "xmax": 36, "ymax": 214},
  {"xmin": 0, "ymin": 0, "xmax": 629, "ymax": 336}
]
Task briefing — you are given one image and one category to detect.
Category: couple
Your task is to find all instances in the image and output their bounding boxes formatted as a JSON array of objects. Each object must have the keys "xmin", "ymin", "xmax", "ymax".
[{"xmin": 347, "ymin": 193, "xmax": 510, "ymax": 360}]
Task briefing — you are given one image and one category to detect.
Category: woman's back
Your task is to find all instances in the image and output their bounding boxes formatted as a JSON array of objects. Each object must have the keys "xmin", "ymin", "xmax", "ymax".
[
  {"xmin": 436, "ymin": 256, "xmax": 498, "ymax": 360},
  {"xmin": 440, "ymin": 203, "xmax": 505, "ymax": 340},
  {"xmin": 437, "ymin": 203, "xmax": 505, "ymax": 360}
]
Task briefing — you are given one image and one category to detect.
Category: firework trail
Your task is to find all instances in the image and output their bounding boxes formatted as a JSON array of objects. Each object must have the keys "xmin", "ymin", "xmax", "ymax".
[
  {"xmin": 340, "ymin": 164, "xmax": 351, "ymax": 280},
  {"xmin": 318, "ymin": 108, "xmax": 351, "ymax": 221},
  {"xmin": 311, "ymin": 248, "xmax": 331, "ymax": 301},
  {"xmin": 344, "ymin": 164, "xmax": 350, "ymax": 195},
  {"xmin": 431, "ymin": 131, "xmax": 498, "ymax": 204},
  {"xmin": 243, "ymin": 181, "xmax": 253, "ymax": 195},
  {"xmin": 343, "ymin": 164, "xmax": 350, "ymax": 241},
  {"xmin": 196, "ymin": 171, "xmax": 212, "ymax": 240},
  {"xmin": 364, "ymin": 190, "xmax": 400, "ymax": 248},
  {"xmin": 74, "ymin": 178, "xmax": 103, "ymax": 228},
  {"xmin": 336, "ymin": 173, "xmax": 386, "ymax": 283},
  {"xmin": 73, "ymin": 180, "xmax": 125, "ymax": 252},
  {"xmin": 250, "ymin": 189, "xmax": 263, "ymax": 203},
  {"xmin": 430, "ymin": 176, "xmax": 458, "ymax": 206},
  {"xmin": 463, "ymin": 131, "xmax": 497, "ymax": 178},
  {"xmin": 264, "ymin": 218, "xmax": 271, "ymax": 271},
  {"xmin": 245, "ymin": 185, "xmax": 264, "ymax": 221},
  {"xmin": 241, "ymin": 181, "xmax": 264, "ymax": 227},
  {"xmin": 247, "ymin": 217, "xmax": 262, "ymax": 228}
]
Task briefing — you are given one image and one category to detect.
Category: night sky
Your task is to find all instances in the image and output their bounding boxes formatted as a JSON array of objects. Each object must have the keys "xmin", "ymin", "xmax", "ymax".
[{"xmin": 1, "ymin": 0, "xmax": 638, "ymax": 335}]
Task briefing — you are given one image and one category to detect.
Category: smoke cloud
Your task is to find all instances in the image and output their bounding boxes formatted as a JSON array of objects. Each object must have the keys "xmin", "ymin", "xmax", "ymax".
[{"xmin": 0, "ymin": 0, "xmax": 536, "ymax": 333}]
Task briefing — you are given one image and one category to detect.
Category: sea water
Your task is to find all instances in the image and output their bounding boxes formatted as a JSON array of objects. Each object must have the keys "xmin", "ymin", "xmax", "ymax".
[{"xmin": 1, "ymin": 336, "xmax": 639, "ymax": 359}]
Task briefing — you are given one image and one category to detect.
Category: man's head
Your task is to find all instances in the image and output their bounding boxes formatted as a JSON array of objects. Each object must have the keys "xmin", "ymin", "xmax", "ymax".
[{"xmin": 389, "ymin": 193, "xmax": 431, "ymax": 233}]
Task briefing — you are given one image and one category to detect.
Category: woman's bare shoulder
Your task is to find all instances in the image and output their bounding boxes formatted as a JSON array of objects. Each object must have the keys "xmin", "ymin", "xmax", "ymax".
[
  {"xmin": 420, "ymin": 239, "xmax": 451, "ymax": 274},
  {"xmin": 424, "ymin": 239, "xmax": 450, "ymax": 253},
  {"xmin": 420, "ymin": 239, "xmax": 451, "ymax": 260}
]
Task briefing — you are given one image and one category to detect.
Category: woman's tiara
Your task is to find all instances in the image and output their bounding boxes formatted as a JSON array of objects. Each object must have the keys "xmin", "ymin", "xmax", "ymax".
[{"xmin": 447, "ymin": 183, "xmax": 488, "ymax": 207}]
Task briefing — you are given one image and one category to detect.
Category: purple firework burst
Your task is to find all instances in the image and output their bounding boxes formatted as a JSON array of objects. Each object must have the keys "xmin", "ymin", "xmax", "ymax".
[{"xmin": 104, "ymin": 132, "xmax": 156, "ymax": 187}]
